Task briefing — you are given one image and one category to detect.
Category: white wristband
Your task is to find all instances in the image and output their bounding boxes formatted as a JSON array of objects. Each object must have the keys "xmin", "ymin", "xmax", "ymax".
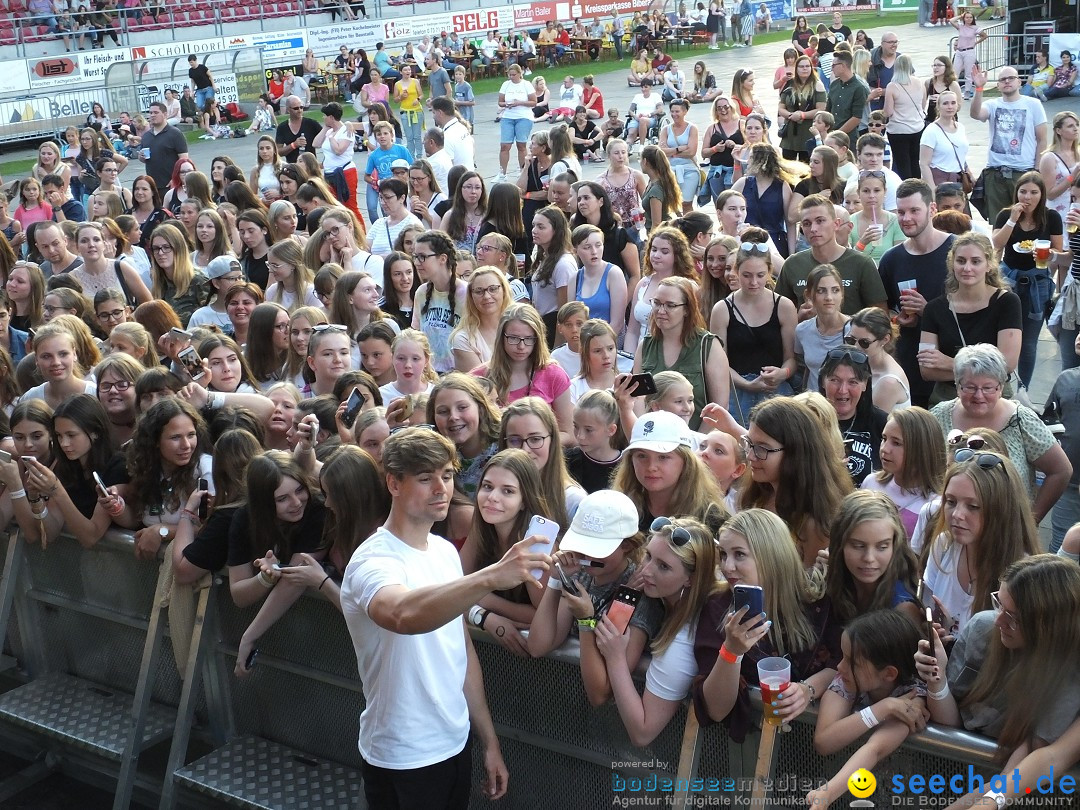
[
  {"xmin": 928, "ymin": 684, "xmax": 951, "ymax": 701},
  {"xmin": 546, "ymin": 577, "xmax": 563, "ymax": 591},
  {"xmin": 859, "ymin": 707, "xmax": 879, "ymax": 728},
  {"xmin": 1006, "ymin": 219, "xmax": 1017, "ymax": 228},
  {"xmin": 8, "ymin": 489, "xmax": 26, "ymax": 500}
]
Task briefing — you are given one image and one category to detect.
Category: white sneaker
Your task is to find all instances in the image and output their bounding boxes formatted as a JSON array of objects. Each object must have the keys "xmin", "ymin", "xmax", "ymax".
[
  {"xmin": 524, "ymin": 68, "xmax": 532, "ymax": 76},
  {"xmin": 493, "ymin": 172, "xmax": 506, "ymax": 183},
  {"xmin": 921, "ymin": 22, "xmax": 935, "ymax": 27}
]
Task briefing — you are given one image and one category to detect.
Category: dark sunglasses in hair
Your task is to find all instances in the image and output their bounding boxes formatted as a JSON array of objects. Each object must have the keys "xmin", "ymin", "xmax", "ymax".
[
  {"xmin": 650, "ymin": 516, "xmax": 692, "ymax": 546},
  {"xmin": 389, "ymin": 423, "xmax": 439, "ymax": 436},
  {"xmin": 953, "ymin": 449, "xmax": 1004, "ymax": 468},
  {"xmin": 825, "ymin": 347, "xmax": 869, "ymax": 366},
  {"xmin": 946, "ymin": 429, "xmax": 987, "ymax": 450}
]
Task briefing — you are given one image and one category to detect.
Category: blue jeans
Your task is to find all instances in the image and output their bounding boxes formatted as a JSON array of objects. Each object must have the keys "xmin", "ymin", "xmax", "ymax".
[
  {"xmin": 729, "ymin": 373, "xmax": 793, "ymax": 426},
  {"xmin": 1059, "ymin": 326, "xmax": 1080, "ymax": 371},
  {"xmin": 1002, "ymin": 262, "xmax": 1054, "ymax": 388},
  {"xmin": 706, "ymin": 165, "xmax": 735, "ymax": 201},
  {"xmin": 365, "ymin": 184, "xmax": 379, "ymax": 224},
  {"xmin": 400, "ymin": 108, "xmax": 424, "ymax": 160},
  {"xmin": 1051, "ymin": 480, "xmax": 1080, "ymax": 553},
  {"xmin": 194, "ymin": 86, "xmax": 215, "ymax": 110}
]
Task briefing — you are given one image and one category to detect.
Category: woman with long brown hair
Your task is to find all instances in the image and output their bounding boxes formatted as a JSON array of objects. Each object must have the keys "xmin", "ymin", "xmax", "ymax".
[{"xmin": 777, "ymin": 55, "xmax": 826, "ymax": 162}]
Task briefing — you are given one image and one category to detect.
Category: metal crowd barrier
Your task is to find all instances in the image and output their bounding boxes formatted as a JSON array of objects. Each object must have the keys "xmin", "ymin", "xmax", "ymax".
[
  {"xmin": 0, "ymin": 526, "xmax": 1072, "ymax": 809},
  {"xmin": 948, "ymin": 21, "xmax": 1011, "ymax": 77}
]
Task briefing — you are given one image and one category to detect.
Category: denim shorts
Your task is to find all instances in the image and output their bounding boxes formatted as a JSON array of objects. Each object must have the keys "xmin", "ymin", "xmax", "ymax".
[{"xmin": 500, "ymin": 116, "xmax": 532, "ymax": 144}]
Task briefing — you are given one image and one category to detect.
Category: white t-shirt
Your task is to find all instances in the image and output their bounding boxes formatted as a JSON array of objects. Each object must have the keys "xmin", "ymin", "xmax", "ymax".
[
  {"xmin": 555, "ymin": 83, "xmax": 584, "ymax": 108},
  {"xmin": 378, "ymin": 380, "xmax": 434, "ymax": 406},
  {"xmin": 644, "ymin": 623, "xmax": 698, "ymax": 701},
  {"xmin": 531, "ymin": 254, "xmax": 575, "ymax": 316},
  {"xmin": 500, "ymin": 79, "xmax": 534, "ymax": 121},
  {"xmin": 440, "ymin": 119, "xmax": 475, "ymax": 170},
  {"xmin": 265, "ymin": 284, "xmax": 322, "ymax": 311},
  {"xmin": 19, "ymin": 380, "xmax": 97, "ymax": 404},
  {"xmin": 983, "ymin": 96, "xmax": 1047, "ymax": 170},
  {"xmin": 321, "ymin": 123, "xmax": 354, "ymax": 173},
  {"xmin": 187, "ymin": 305, "xmax": 233, "ymax": 332},
  {"xmin": 349, "ymin": 250, "xmax": 384, "ymax": 277},
  {"xmin": 553, "ymin": 344, "xmax": 581, "ymax": 378},
  {"xmin": 922, "ymin": 538, "xmax": 974, "ymax": 638},
  {"xmin": 920, "ymin": 122, "xmax": 970, "ymax": 174},
  {"xmin": 340, "ymin": 526, "xmax": 470, "ymax": 769},
  {"xmin": 369, "ymin": 213, "xmax": 423, "ymax": 258},
  {"xmin": 630, "ymin": 92, "xmax": 662, "ymax": 117}
]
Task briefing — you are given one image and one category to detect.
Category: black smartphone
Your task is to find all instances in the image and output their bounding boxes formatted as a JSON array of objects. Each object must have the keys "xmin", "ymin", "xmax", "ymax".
[
  {"xmin": 245, "ymin": 648, "xmax": 258, "ymax": 669},
  {"xmin": 606, "ymin": 586, "xmax": 640, "ymax": 634},
  {"xmin": 197, "ymin": 478, "xmax": 209, "ymax": 520},
  {"xmin": 177, "ymin": 345, "xmax": 204, "ymax": 381},
  {"xmin": 341, "ymin": 388, "xmax": 363, "ymax": 429},
  {"xmin": 554, "ymin": 561, "xmax": 579, "ymax": 595},
  {"xmin": 733, "ymin": 584, "xmax": 764, "ymax": 618},
  {"xmin": 627, "ymin": 372, "xmax": 658, "ymax": 397}
]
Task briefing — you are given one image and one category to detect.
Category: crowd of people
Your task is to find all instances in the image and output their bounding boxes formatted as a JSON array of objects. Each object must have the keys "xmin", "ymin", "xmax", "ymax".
[{"xmin": 3, "ymin": 9, "xmax": 1080, "ymax": 809}]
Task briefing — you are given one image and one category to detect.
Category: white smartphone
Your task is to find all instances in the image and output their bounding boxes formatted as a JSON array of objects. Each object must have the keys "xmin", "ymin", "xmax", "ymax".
[{"xmin": 525, "ymin": 515, "xmax": 560, "ymax": 580}]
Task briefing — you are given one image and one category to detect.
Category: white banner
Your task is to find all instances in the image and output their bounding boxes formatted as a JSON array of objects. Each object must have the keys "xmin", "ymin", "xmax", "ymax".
[
  {"xmin": 130, "ymin": 37, "xmax": 223, "ymax": 61},
  {"xmin": 307, "ymin": 20, "xmax": 385, "ymax": 53},
  {"xmin": 224, "ymin": 29, "xmax": 309, "ymax": 62},
  {"xmin": 137, "ymin": 71, "xmax": 239, "ymax": 112},
  {"xmin": 1049, "ymin": 34, "xmax": 1080, "ymax": 67},
  {"xmin": 26, "ymin": 48, "xmax": 129, "ymax": 90}
]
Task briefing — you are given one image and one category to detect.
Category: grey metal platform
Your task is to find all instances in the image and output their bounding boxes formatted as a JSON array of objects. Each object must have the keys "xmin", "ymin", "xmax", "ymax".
[
  {"xmin": 174, "ymin": 736, "xmax": 361, "ymax": 809},
  {"xmin": 0, "ymin": 672, "xmax": 175, "ymax": 760}
]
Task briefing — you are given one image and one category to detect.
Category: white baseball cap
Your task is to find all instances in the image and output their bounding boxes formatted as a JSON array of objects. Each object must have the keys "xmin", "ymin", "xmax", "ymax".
[
  {"xmin": 559, "ymin": 490, "xmax": 639, "ymax": 560},
  {"xmin": 624, "ymin": 411, "xmax": 696, "ymax": 454}
]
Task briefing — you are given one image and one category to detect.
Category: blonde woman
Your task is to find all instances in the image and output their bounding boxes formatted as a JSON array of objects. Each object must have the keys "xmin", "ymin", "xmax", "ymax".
[
  {"xmin": 1040, "ymin": 111, "xmax": 1080, "ymax": 218},
  {"xmin": 148, "ymin": 222, "xmax": 207, "ymax": 327},
  {"xmin": 452, "ymin": 267, "xmax": 512, "ymax": 372},
  {"xmin": 883, "ymin": 55, "xmax": 927, "ymax": 181},
  {"xmin": 32, "ymin": 141, "xmax": 71, "ymax": 191},
  {"xmin": 265, "ymin": 239, "xmax": 319, "ymax": 311}
]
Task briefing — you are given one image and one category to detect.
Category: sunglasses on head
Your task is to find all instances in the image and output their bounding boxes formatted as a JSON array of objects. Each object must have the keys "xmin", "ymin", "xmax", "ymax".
[
  {"xmin": 946, "ymin": 429, "xmax": 987, "ymax": 450},
  {"xmin": 650, "ymin": 516, "xmax": 692, "ymax": 546},
  {"xmin": 825, "ymin": 347, "xmax": 868, "ymax": 366},
  {"xmin": 312, "ymin": 323, "xmax": 348, "ymax": 333},
  {"xmin": 739, "ymin": 242, "xmax": 769, "ymax": 254},
  {"xmin": 953, "ymin": 449, "xmax": 1005, "ymax": 468},
  {"xmin": 389, "ymin": 424, "xmax": 438, "ymax": 436}
]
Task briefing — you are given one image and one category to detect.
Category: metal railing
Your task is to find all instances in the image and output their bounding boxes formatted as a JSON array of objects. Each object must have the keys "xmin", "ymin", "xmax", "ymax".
[
  {"xmin": 0, "ymin": 526, "xmax": 1074, "ymax": 809},
  {"xmin": 948, "ymin": 22, "xmax": 1012, "ymax": 77}
]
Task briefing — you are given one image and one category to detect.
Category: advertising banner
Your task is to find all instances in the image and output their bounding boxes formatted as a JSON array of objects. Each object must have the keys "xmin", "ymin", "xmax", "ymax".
[
  {"xmin": 27, "ymin": 47, "xmax": 128, "ymax": 90},
  {"xmin": 130, "ymin": 36, "xmax": 223, "ymax": 61},
  {"xmin": 879, "ymin": 0, "xmax": 919, "ymax": 10},
  {"xmin": 794, "ymin": 1, "xmax": 878, "ymax": 15},
  {"xmin": 224, "ymin": 29, "xmax": 309, "ymax": 62}
]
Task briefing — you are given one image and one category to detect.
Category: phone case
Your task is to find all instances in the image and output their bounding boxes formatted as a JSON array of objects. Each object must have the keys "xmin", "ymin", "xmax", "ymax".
[
  {"xmin": 606, "ymin": 587, "xmax": 640, "ymax": 634},
  {"xmin": 733, "ymin": 584, "xmax": 764, "ymax": 617},
  {"xmin": 527, "ymin": 516, "xmax": 560, "ymax": 580}
]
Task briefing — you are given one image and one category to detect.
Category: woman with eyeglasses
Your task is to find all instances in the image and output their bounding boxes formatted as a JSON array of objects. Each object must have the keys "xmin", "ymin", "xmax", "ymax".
[
  {"xmin": 701, "ymin": 98, "xmax": 742, "ymax": 203},
  {"xmin": 92, "ymin": 288, "xmax": 129, "ymax": 338},
  {"xmin": 129, "ymin": 176, "xmax": 171, "ymax": 250},
  {"xmin": 72, "ymin": 221, "xmax": 151, "ymax": 308},
  {"xmin": 451, "ymin": 268, "xmax": 512, "ymax": 373},
  {"xmin": 917, "ymin": 556, "xmax": 1080, "ymax": 803},
  {"xmin": 475, "ymin": 304, "xmax": 573, "ymax": 442},
  {"xmin": 917, "ymin": 449, "xmax": 1039, "ymax": 643},
  {"xmin": 919, "ymin": 234, "xmax": 1022, "ymax": 406},
  {"xmin": 405, "ymin": 160, "xmax": 444, "ymax": 230},
  {"xmin": 147, "ymin": 222, "xmax": 205, "ymax": 328},
  {"xmin": 929, "ymin": 344, "xmax": 1070, "ymax": 528},
  {"xmin": 738, "ymin": 397, "xmax": 853, "ymax": 565},
  {"xmin": 818, "ymin": 348, "xmax": 888, "ymax": 487},
  {"xmin": 847, "ymin": 307, "xmax": 911, "ymax": 411},
  {"xmin": 625, "ymin": 276, "xmax": 728, "ymax": 433},
  {"xmin": 366, "ymin": 178, "xmax": 422, "ymax": 259},
  {"xmin": 93, "ymin": 158, "xmax": 132, "ymax": 210},
  {"xmin": 94, "ymin": 352, "xmax": 142, "ymax": 446},
  {"xmin": 320, "ymin": 208, "xmax": 381, "ymax": 278},
  {"xmin": 473, "ymin": 234, "xmax": 531, "ymax": 305},
  {"xmin": 710, "ymin": 242, "xmax": 794, "ymax": 424}
]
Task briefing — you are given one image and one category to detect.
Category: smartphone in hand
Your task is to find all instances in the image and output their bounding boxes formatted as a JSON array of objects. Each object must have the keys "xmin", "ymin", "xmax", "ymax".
[{"xmin": 606, "ymin": 586, "xmax": 640, "ymax": 634}]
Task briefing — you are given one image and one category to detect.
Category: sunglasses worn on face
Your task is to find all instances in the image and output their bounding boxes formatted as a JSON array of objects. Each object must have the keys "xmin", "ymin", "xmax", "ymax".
[
  {"xmin": 650, "ymin": 516, "xmax": 692, "ymax": 546},
  {"xmin": 843, "ymin": 335, "xmax": 879, "ymax": 350}
]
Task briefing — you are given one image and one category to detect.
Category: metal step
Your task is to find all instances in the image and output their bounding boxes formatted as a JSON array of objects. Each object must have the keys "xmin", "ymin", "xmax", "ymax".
[
  {"xmin": 0, "ymin": 673, "xmax": 174, "ymax": 760},
  {"xmin": 174, "ymin": 736, "xmax": 361, "ymax": 809}
]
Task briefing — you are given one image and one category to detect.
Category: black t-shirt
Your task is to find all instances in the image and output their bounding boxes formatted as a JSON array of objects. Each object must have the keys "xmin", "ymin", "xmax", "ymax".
[
  {"xmin": 141, "ymin": 124, "xmax": 189, "ymax": 193},
  {"xmin": 841, "ymin": 406, "xmax": 887, "ymax": 486},
  {"xmin": 64, "ymin": 452, "xmax": 127, "ymax": 519},
  {"xmin": 182, "ymin": 504, "xmax": 239, "ymax": 573},
  {"xmin": 189, "ymin": 64, "xmax": 212, "ymax": 90},
  {"xmin": 601, "ymin": 223, "xmax": 631, "ymax": 268},
  {"xmin": 275, "ymin": 117, "xmax": 322, "ymax": 164},
  {"xmin": 830, "ymin": 24, "xmax": 852, "ymax": 43},
  {"xmin": 226, "ymin": 500, "xmax": 327, "ymax": 567},
  {"xmin": 994, "ymin": 209, "xmax": 1064, "ymax": 271},
  {"xmin": 565, "ymin": 447, "xmax": 621, "ymax": 494},
  {"xmin": 922, "ymin": 289, "xmax": 1023, "ymax": 362},
  {"xmin": 243, "ymin": 252, "xmax": 269, "ymax": 291}
]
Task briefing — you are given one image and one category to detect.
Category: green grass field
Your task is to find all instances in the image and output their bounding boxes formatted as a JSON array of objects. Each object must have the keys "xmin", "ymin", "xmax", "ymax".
[{"xmin": 0, "ymin": 10, "xmax": 915, "ymax": 177}]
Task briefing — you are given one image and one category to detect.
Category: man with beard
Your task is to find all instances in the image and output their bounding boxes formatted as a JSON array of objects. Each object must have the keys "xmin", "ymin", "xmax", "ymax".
[{"xmin": 878, "ymin": 179, "xmax": 954, "ymax": 408}]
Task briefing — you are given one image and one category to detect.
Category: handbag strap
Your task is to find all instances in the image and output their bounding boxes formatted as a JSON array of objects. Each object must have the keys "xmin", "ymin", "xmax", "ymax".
[{"xmin": 936, "ymin": 122, "xmax": 967, "ymax": 174}]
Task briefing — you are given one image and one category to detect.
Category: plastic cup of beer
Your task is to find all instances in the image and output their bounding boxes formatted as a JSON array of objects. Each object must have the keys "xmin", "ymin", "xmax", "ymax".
[
  {"xmin": 757, "ymin": 657, "xmax": 791, "ymax": 727},
  {"xmin": 1034, "ymin": 239, "xmax": 1051, "ymax": 270},
  {"xmin": 1068, "ymin": 203, "xmax": 1080, "ymax": 235}
]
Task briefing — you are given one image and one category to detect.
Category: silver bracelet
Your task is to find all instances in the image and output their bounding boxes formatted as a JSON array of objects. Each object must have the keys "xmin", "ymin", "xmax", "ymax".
[{"xmin": 32, "ymin": 507, "xmax": 49, "ymax": 521}]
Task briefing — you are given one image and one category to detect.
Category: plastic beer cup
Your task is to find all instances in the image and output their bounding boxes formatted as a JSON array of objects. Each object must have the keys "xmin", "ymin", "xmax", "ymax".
[{"xmin": 757, "ymin": 657, "xmax": 791, "ymax": 727}]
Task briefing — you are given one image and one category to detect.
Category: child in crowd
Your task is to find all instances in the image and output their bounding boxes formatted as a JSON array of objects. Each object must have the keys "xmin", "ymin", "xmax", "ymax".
[
  {"xmin": 552, "ymin": 300, "xmax": 589, "ymax": 378},
  {"xmin": 378, "ymin": 328, "xmax": 437, "ymax": 406},
  {"xmin": 644, "ymin": 370, "xmax": 696, "ymax": 425},
  {"xmin": 568, "ymin": 318, "xmax": 632, "ymax": 404},
  {"xmin": 357, "ymin": 320, "xmax": 397, "ymax": 387},
  {"xmin": 695, "ymin": 429, "xmax": 745, "ymax": 511},
  {"xmin": 452, "ymin": 66, "xmax": 475, "ymax": 130},
  {"xmin": 565, "ymin": 389, "xmax": 624, "ymax": 493},
  {"xmin": 807, "ymin": 610, "xmax": 925, "ymax": 808}
]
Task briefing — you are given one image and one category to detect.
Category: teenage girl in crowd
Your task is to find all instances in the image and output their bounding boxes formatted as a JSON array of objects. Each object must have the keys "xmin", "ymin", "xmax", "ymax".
[
  {"xmin": 565, "ymin": 389, "xmax": 624, "ymax": 494},
  {"xmin": 427, "ymin": 373, "xmax": 501, "ymax": 498}
]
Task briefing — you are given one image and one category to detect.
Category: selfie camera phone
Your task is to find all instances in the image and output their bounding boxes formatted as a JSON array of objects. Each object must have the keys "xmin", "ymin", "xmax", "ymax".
[
  {"xmin": 197, "ymin": 478, "xmax": 209, "ymax": 520},
  {"xmin": 554, "ymin": 561, "xmax": 579, "ymax": 595},
  {"xmin": 627, "ymin": 372, "xmax": 658, "ymax": 398},
  {"xmin": 92, "ymin": 471, "xmax": 109, "ymax": 499},
  {"xmin": 526, "ymin": 515, "xmax": 560, "ymax": 580},
  {"xmin": 342, "ymin": 388, "xmax": 363, "ymax": 429},
  {"xmin": 733, "ymin": 584, "xmax": 765, "ymax": 618},
  {"xmin": 177, "ymin": 346, "xmax": 205, "ymax": 381},
  {"xmin": 169, "ymin": 327, "xmax": 193, "ymax": 341},
  {"xmin": 606, "ymin": 586, "xmax": 640, "ymax": 635},
  {"xmin": 925, "ymin": 606, "xmax": 936, "ymax": 651}
]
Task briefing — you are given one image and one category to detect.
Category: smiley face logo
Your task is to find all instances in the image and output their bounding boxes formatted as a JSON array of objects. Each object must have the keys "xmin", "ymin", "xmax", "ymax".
[{"xmin": 847, "ymin": 768, "xmax": 876, "ymax": 798}]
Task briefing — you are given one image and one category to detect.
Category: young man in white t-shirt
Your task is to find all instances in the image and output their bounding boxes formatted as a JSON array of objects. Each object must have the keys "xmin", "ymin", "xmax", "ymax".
[
  {"xmin": 626, "ymin": 79, "xmax": 664, "ymax": 152},
  {"xmin": 340, "ymin": 428, "xmax": 550, "ymax": 809},
  {"xmin": 843, "ymin": 133, "xmax": 903, "ymax": 211}
]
